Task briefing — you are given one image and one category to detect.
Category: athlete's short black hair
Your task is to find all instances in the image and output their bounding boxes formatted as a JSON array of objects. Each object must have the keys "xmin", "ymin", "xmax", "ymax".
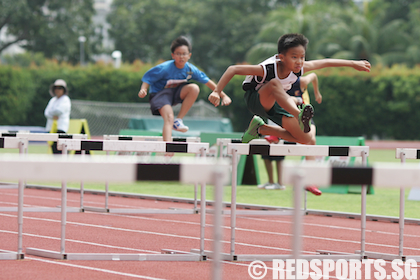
[
  {"xmin": 277, "ymin": 33, "xmax": 309, "ymax": 54},
  {"xmin": 170, "ymin": 36, "xmax": 192, "ymax": 53}
]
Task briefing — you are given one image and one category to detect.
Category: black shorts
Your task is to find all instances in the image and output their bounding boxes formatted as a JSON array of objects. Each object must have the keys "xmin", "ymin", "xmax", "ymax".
[
  {"xmin": 149, "ymin": 83, "xmax": 187, "ymax": 115},
  {"xmin": 244, "ymin": 89, "xmax": 294, "ymax": 127}
]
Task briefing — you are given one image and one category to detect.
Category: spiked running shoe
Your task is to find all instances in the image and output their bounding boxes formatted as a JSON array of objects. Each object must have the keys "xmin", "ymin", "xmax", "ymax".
[
  {"xmin": 299, "ymin": 104, "xmax": 314, "ymax": 133},
  {"xmin": 305, "ymin": 185, "xmax": 322, "ymax": 196},
  {"xmin": 242, "ymin": 115, "xmax": 265, "ymax": 143},
  {"xmin": 264, "ymin": 135, "xmax": 280, "ymax": 144}
]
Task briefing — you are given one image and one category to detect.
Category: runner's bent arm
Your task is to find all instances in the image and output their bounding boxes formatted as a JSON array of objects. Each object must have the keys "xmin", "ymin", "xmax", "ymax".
[
  {"xmin": 206, "ymin": 80, "xmax": 231, "ymax": 107},
  {"xmin": 301, "ymin": 73, "xmax": 322, "ymax": 104},
  {"xmin": 138, "ymin": 82, "xmax": 150, "ymax": 98},
  {"xmin": 208, "ymin": 65, "xmax": 264, "ymax": 106}
]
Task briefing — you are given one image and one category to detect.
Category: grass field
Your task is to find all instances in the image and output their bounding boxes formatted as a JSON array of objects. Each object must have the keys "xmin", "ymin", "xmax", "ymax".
[{"xmin": 1, "ymin": 143, "xmax": 420, "ymax": 219}]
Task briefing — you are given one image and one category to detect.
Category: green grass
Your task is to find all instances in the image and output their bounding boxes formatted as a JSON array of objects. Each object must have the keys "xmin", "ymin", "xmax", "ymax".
[{"xmin": 2, "ymin": 143, "xmax": 420, "ymax": 219}]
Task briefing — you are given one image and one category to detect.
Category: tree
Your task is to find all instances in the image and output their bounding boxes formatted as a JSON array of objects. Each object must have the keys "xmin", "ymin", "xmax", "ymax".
[
  {"xmin": 246, "ymin": 0, "xmax": 420, "ymax": 67},
  {"xmin": 107, "ymin": 0, "xmax": 294, "ymax": 77},
  {"xmin": 0, "ymin": 0, "xmax": 99, "ymax": 63}
]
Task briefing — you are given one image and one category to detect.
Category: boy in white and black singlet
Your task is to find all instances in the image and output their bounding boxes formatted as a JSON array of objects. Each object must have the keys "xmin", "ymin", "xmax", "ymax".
[{"xmin": 208, "ymin": 33, "xmax": 371, "ymax": 145}]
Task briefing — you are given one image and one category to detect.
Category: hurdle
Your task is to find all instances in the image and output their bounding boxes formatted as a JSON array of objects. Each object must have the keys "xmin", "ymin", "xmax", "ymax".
[
  {"xmin": 0, "ymin": 131, "xmax": 87, "ymax": 152},
  {"xmin": 57, "ymin": 138, "xmax": 208, "ymax": 214},
  {"xmin": 359, "ymin": 148, "xmax": 420, "ymax": 261},
  {"xmin": 216, "ymin": 138, "xmax": 242, "ymax": 158},
  {"xmin": 103, "ymin": 135, "xmax": 203, "ymax": 212},
  {"xmin": 216, "ymin": 138, "xmax": 294, "ymax": 156},
  {"xmin": 104, "ymin": 135, "xmax": 201, "ymax": 143},
  {"xmin": 0, "ymin": 137, "xmax": 27, "ymax": 260},
  {"xmin": 0, "ymin": 132, "xmax": 87, "ymax": 212},
  {"xmin": 1, "ymin": 131, "xmax": 87, "ymax": 142},
  {"xmin": 279, "ymin": 161, "xmax": 420, "ymax": 261},
  {"xmin": 0, "ymin": 154, "xmax": 228, "ymax": 264},
  {"xmin": 0, "ymin": 136, "xmax": 27, "ymax": 155},
  {"xmin": 209, "ymin": 161, "xmax": 420, "ymax": 265},
  {"xmin": 223, "ymin": 142, "xmax": 369, "ymax": 261}
]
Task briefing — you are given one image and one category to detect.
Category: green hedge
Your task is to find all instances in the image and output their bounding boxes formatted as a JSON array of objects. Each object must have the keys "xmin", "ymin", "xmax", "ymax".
[
  {"xmin": 313, "ymin": 66, "xmax": 420, "ymax": 140},
  {"xmin": 0, "ymin": 66, "xmax": 35, "ymax": 125},
  {"xmin": 26, "ymin": 62, "xmax": 153, "ymax": 127},
  {"xmin": 1, "ymin": 62, "xmax": 420, "ymax": 140}
]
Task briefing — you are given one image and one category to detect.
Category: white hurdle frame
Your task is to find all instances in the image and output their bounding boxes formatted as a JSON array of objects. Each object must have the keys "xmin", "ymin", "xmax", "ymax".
[
  {"xmin": 0, "ymin": 154, "xmax": 228, "ymax": 265},
  {"xmin": 216, "ymin": 138, "xmax": 315, "ymax": 211},
  {"xmin": 224, "ymin": 143, "xmax": 369, "ymax": 261},
  {"xmin": 278, "ymin": 161, "xmax": 420, "ymax": 262},
  {"xmin": 57, "ymin": 138, "xmax": 209, "ymax": 215},
  {"xmin": 0, "ymin": 132, "xmax": 87, "ymax": 212},
  {"xmin": 0, "ymin": 137, "xmax": 27, "ymax": 260},
  {"xmin": 359, "ymin": 148, "xmax": 420, "ymax": 261},
  {"xmin": 0, "ymin": 131, "xmax": 87, "ymax": 154},
  {"xmin": 104, "ymin": 135, "xmax": 201, "ymax": 143},
  {"xmin": 103, "ymin": 135, "xmax": 202, "ymax": 212}
]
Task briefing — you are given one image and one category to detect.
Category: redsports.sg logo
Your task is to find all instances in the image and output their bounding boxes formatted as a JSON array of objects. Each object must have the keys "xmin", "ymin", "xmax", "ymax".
[{"xmin": 248, "ymin": 259, "xmax": 418, "ymax": 280}]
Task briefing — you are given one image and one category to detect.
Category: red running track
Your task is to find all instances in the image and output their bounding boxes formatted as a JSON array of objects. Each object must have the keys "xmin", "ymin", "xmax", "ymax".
[{"xmin": 0, "ymin": 187, "xmax": 419, "ymax": 280}]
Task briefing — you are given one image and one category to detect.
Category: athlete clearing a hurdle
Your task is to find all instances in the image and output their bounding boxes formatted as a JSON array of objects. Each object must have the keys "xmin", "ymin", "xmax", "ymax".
[
  {"xmin": 139, "ymin": 36, "xmax": 231, "ymax": 142},
  {"xmin": 208, "ymin": 33, "xmax": 370, "ymax": 145},
  {"xmin": 208, "ymin": 33, "xmax": 371, "ymax": 195}
]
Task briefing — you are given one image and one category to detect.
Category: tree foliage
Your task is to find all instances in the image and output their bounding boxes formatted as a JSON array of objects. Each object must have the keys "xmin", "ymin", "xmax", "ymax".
[
  {"xmin": 107, "ymin": 0, "xmax": 293, "ymax": 77},
  {"xmin": 246, "ymin": 0, "xmax": 420, "ymax": 67},
  {"xmin": 2, "ymin": 0, "xmax": 420, "ymax": 70},
  {"xmin": 0, "ymin": 66, "xmax": 35, "ymax": 125},
  {"xmin": 0, "ymin": 0, "xmax": 100, "ymax": 63}
]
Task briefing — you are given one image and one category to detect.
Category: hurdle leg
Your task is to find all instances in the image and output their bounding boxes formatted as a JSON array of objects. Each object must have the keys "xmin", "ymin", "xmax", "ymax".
[
  {"xmin": 399, "ymin": 152, "xmax": 406, "ymax": 257},
  {"xmin": 60, "ymin": 144, "xmax": 68, "ymax": 254},
  {"xmin": 193, "ymin": 152, "xmax": 200, "ymax": 213},
  {"xmin": 212, "ymin": 167, "xmax": 225, "ymax": 280},
  {"xmin": 80, "ymin": 149, "xmax": 86, "ymax": 210},
  {"xmin": 105, "ymin": 151, "xmax": 110, "ymax": 210},
  {"xmin": 292, "ymin": 169, "xmax": 305, "ymax": 260},
  {"xmin": 200, "ymin": 181, "xmax": 206, "ymax": 258},
  {"xmin": 17, "ymin": 141, "xmax": 25, "ymax": 258},
  {"xmin": 399, "ymin": 188, "xmax": 405, "ymax": 257},
  {"xmin": 17, "ymin": 181, "xmax": 24, "ymax": 256},
  {"xmin": 230, "ymin": 149, "xmax": 238, "ymax": 258},
  {"xmin": 360, "ymin": 151, "xmax": 368, "ymax": 257},
  {"xmin": 193, "ymin": 183, "xmax": 198, "ymax": 213},
  {"xmin": 199, "ymin": 147, "xmax": 207, "ymax": 259}
]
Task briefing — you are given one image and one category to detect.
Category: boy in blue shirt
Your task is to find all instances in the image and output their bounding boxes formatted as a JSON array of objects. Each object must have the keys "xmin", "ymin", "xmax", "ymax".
[{"xmin": 139, "ymin": 36, "xmax": 230, "ymax": 141}]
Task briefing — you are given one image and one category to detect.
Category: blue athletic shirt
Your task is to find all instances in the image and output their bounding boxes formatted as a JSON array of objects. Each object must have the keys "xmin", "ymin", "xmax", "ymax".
[{"xmin": 142, "ymin": 60, "xmax": 210, "ymax": 94}]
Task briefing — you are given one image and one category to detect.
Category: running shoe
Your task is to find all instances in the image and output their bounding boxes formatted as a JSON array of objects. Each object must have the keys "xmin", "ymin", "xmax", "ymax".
[
  {"xmin": 257, "ymin": 182, "xmax": 273, "ymax": 189},
  {"xmin": 173, "ymin": 118, "xmax": 189, "ymax": 132},
  {"xmin": 299, "ymin": 104, "xmax": 314, "ymax": 133},
  {"xmin": 305, "ymin": 185, "xmax": 322, "ymax": 196},
  {"xmin": 264, "ymin": 135, "xmax": 279, "ymax": 144},
  {"xmin": 265, "ymin": 183, "xmax": 286, "ymax": 190},
  {"xmin": 242, "ymin": 116, "xmax": 264, "ymax": 143}
]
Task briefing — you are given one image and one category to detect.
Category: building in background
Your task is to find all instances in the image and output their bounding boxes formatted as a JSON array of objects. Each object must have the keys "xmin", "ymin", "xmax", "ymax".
[{"xmin": 92, "ymin": 0, "xmax": 114, "ymax": 63}]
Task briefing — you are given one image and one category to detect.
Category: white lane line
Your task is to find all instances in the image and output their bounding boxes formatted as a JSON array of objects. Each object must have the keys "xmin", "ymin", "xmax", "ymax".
[
  {"xmin": 4, "ymin": 191, "xmax": 420, "ymax": 240},
  {"xmin": 1, "ymin": 213, "xmax": 420, "ymax": 254},
  {"xmin": 25, "ymin": 256, "xmax": 168, "ymax": 280},
  {"xmin": 0, "ymin": 229, "xmax": 159, "ymax": 254}
]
